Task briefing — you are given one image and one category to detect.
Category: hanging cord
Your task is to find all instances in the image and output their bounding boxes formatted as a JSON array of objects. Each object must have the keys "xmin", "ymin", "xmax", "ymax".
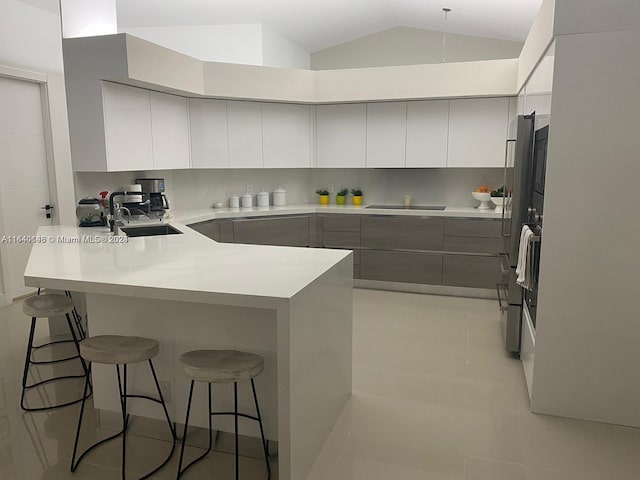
[{"xmin": 442, "ymin": 7, "xmax": 451, "ymax": 63}]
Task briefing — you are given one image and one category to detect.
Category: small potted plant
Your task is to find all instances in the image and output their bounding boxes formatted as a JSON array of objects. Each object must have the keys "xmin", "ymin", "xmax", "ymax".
[
  {"xmin": 351, "ymin": 188, "xmax": 364, "ymax": 206},
  {"xmin": 336, "ymin": 188, "xmax": 348, "ymax": 205},
  {"xmin": 316, "ymin": 188, "xmax": 330, "ymax": 205}
]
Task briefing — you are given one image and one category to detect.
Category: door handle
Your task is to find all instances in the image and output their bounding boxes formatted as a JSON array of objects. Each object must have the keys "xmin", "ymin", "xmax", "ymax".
[{"xmin": 41, "ymin": 204, "xmax": 54, "ymax": 219}]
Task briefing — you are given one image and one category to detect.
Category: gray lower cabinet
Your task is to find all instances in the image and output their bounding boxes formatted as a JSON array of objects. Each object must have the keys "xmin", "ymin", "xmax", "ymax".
[
  {"xmin": 189, "ymin": 219, "xmax": 220, "ymax": 241},
  {"xmin": 189, "ymin": 213, "xmax": 503, "ymax": 289},
  {"xmin": 444, "ymin": 236, "xmax": 504, "ymax": 254},
  {"xmin": 188, "ymin": 219, "xmax": 233, "ymax": 242},
  {"xmin": 361, "ymin": 216, "xmax": 444, "ymax": 250},
  {"xmin": 360, "ymin": 250, "xmax": 443, "ymax": 284},
  {"xmin": 232, "ymin": 215, "xmax": 309, "ymax": 247},
  {"xmin": 322, "ymin": 214, "xmax": 361, "ymax": 232},
  {"xmin": 444, "ymin": 218, "xmax": 502, "ymax": 238},
  {"xmin": 322, "ymin": 231, "xmax": 360, "ymax": 248},
  {"xmin": 442, "ymin": 255, "xmax": 501, "ymax": 289}
]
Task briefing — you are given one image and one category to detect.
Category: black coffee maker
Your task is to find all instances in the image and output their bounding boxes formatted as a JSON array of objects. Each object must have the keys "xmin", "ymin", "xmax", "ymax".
[{"xmin": 135, "ymin": 178, "xmax": 170, "ymax": 212}]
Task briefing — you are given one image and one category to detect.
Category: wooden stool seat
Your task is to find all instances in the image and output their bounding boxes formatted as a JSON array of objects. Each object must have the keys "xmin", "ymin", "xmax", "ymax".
[
  {"xmin": 80, "ymin": 335, "xmax": 159, "ymax": 365},
  {"xmin": 23, "ymin": 294, "xmax": 74, "ymax": 318},
  {"xmin": 179, "ymin": 349, "xmax": 264, "ymax": 384}
]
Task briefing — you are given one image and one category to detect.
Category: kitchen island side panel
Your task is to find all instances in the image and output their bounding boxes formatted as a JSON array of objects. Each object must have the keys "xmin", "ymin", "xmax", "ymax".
[{"xmin": 288, "ymin": 254, "xmax": 353, "ymax": 480}]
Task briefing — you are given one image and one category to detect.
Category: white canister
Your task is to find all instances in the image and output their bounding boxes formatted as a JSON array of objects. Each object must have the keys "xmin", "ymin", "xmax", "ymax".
[
  {"xmin": 230, "ymin": 195, "xmax": 240, "ymax": 208},
  {"xmin": 241, "ymin": 194, "xmax": 253, "ymax": 208},
  {"xmin": 257, "ymin": 191, "xmax": 269, "ymax": 207},
  {"xmin": 273, "ymin": 187, "xmax": 286, "ymax": 206}
]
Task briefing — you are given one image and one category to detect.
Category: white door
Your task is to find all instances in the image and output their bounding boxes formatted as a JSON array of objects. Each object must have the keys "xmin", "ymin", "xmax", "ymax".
[{"xmin": 0, "ymin": 75, "xmax": 53, "ymax": 302}]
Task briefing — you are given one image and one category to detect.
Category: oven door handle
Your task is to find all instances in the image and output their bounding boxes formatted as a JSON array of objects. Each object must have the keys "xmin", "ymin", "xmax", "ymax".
[
  {"xmin": 501, "ymin": 139, "xmax": 516, "ymax": 238},
  {"xmin": 496, "ymin": 283, "xmax": 509, "ymax": 313},
  {"xmin": 499, "ymin": 253, "xmax": 510, "ymax": 275}
]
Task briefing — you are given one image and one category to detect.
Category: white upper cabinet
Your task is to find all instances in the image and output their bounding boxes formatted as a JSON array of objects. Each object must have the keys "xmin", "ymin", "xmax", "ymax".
[
  {"xmin": 316, "ymin": 104, "xmax": 366, "ymax": 168},
  {"xmin": 366, "ymin": 102, "xmax": 407, "ymax": 168},
  {"xmin": 405, "ymin": 100, "xmax": 449, "ymax": 168},
  {"xmin": 261, "ymin": 103, "xmax": 311, "ymax": 168},
  {"xmin": 150, "ymin": 91, "xmax": 190, "ymax": 170},
  {"xmin": 447, "ymin": 97, "xmax": 510, "ymax": 168},
  {"xmin": 189, "ymin": 99, "xmax": 229, "ymax": 168},
  {"xmin": 102, "ymin": 82, "xmax": 153, "ymax": 171},
  {"xmin": 227, "ymin": 101, "xmax": 263, "ymax": 168}
]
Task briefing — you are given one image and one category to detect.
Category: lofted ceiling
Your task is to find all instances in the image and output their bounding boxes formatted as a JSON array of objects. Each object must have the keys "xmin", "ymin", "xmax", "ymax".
[{"xmin": 22, "ymin": 0, "xmax": 543, "ymax": 52}]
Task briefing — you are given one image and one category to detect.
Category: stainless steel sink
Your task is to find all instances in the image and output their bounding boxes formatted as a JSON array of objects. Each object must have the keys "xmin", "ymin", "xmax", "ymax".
[
  {"xmin": 365, "ymin": 205, "xmax": 446, "ymax": 211},
  {"xmin": 121, "ymin": 224, "xmax": 183, "ymax": 237}
]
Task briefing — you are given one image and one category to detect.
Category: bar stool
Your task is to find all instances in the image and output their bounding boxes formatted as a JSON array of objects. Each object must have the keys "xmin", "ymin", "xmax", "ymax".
[
  {"xmin": 21, "ymin": 294, "xmax": 90, "ymax": 411},
  {"xmin": 177, "ymin": 350, "xmax": 270, "ymax": 480},
  {"xmin": 71, "ymin": 335, "xmax": 176, "ymax": 479}
]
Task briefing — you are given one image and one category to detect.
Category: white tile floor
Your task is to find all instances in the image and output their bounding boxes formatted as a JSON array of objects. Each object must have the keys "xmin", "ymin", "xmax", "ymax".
[{"xmin": 1, "ymin": 289, "xmax": 640, "ymax": 479}]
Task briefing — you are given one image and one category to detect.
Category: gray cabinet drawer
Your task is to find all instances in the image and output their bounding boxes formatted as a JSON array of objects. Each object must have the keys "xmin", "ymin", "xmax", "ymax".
[
  {"xmin": 361, "ymin": 216, "xmax": 444, "ymax": 250},
  {"xmin": 322, "ymin": 214, "xmax": 361, "ymax": 232},
  {"xmin": 444, "ymin": 218, "xmax": 502, "ymax": 238},
  {"xmin": 323, "ymin": 231, "xmax": 360, "ymax": 248},
  {"xmin": 444, "ymin": 236, "xmax": 504, "ymax": 254},
  {"xmin": 189, "ymin": 220, "xmax": 219, "ymax": 241},
  {"xmin": 360, "ymin": 250, "xmax": 442, "ymax": 284},
  {"xmin": 233, "ymin": 216, "xmax": 309, "ymax": 247},
  {"xmin": 442, "ymin": 255, "xmax": 502, "ymax": 289}
]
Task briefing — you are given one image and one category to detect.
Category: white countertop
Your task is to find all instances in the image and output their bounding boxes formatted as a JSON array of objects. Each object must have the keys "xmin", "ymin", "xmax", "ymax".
[
  {"xmin": 24, "ymin": 223, "xmax": 351, "ymax": 308},
  {"xmin": 174, "ymin": 204, "xmax": 507, "ymax": 224}
]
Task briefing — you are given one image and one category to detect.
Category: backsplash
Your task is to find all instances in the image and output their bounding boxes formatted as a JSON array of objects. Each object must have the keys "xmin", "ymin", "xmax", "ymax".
[{"xmin": 74, "ymin": 168, "xmax": 504, "ymax": 213}]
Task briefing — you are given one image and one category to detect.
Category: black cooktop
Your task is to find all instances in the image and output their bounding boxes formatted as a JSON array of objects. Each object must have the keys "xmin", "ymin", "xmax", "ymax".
[{"xmin": 365, "ymin": 205, "xmax": 446, "ymax": 210}]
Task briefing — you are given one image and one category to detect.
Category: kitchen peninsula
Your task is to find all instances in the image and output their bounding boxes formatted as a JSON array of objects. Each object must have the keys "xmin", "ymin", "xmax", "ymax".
[{"xmin": 24, "ymin": 222, "xmax": 353, "ymax": 480}]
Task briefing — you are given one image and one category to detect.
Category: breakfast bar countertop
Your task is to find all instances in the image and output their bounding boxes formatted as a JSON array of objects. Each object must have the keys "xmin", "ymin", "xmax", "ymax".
[{"xmin": 24, "ymin": 223, "xmax": 351, "ymax": 308}]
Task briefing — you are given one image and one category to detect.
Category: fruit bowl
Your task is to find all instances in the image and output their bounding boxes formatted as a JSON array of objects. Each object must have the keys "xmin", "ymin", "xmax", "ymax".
[
  {"xmin": 490, "ymin": 196, "xmax": 509, "ymax": 213},
  {"xmin": 472, "ymin": 191, "xmax": 492, "ymax": 210}
]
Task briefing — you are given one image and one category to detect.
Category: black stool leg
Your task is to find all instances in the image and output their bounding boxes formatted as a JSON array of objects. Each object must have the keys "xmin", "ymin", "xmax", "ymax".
[
  {"xmin": 65, "ymin": 313, "xmax": 90, "ymax": 379},
  {"xmin": 177, "ymin": 380, "xmax": 194, "ymax": 479},
  {"xmin": 20, "ymin": 317, "xmax": 38, "ymax": 410},
  {"xmin": 177, "ymin": 381, "xmax": 214, "ymax": 479},
  {"xmin": 70, "ymin": 363, "xmax": 92, "ymax": 472},
  {"xmin": 234, "ymin": 382, "xmax": 239, "ymax": 480},
  {"xmin": 148, "ymin": 359, "xmax": 176, "ymax": 440},
  {"xmin": 120, "ymin": 364, "xmax": 128, "ymax": 480},
  {"xmin": 251, "ymin": 379, "xmax": 271, "ymax": 479}
]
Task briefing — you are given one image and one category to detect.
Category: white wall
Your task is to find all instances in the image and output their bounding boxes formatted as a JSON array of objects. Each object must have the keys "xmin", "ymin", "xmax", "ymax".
[
  {"xmin": 1, "ymin": 0, "xmax": 64, "ymax": 74},
  {"xmin": 120, "ymin": 24, "xmax": 264, "ymax": 66},
  {"xmin": 0, "ymin": 1, "xmax": 77, "ymax": 301},
  {"xmin": 311, "ymin": 27, "xmax": 523, "ymax": 70},
  {"xmin": 531, "ymin": 29, "xmax": 640, "ymax": 427},
  {"xmin": 261, "ymin": 26, "xmax": 310, "ymax": 69},
  {"xmin": 74, "ymin": 168, "xmax": 505, "ymax": 214},
  {"xmin": 120, "ymin": 24, "xmax": 311, "ymax": 69}
]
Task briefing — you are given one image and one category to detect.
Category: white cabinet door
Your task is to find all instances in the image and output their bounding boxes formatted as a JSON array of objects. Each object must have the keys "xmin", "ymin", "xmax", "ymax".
[
  {"xmin": 102, "ymin": 82, "xmax": 153, "ymax": 171},
  {"xmin": 189, "ymin": 98, "xmax": 229, "ymax": 168},
  {"xmin": 447, "ymin": 97, "xmax": 510, "ymax": 168},
  {"xmin": 262, "ymin": 103, "xmax": 311, "ymax": 168},
  {"xmin": 316, "ymin": 104, "xmax": 366, "ymax": 168},
  {"xmin": 405, "ymin": 100, "xmax": 449, "ymax": 168},
  {"xmin": 150, "ymin": 91, "xmax": 190, "ymax": 170},
  {"xmin": 366, "ymin": 102, "xmax": 407, "ymax": 168},
  {"xmin": 227, "ymin": 101, "xmax": 263, "ymax": 168}
]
